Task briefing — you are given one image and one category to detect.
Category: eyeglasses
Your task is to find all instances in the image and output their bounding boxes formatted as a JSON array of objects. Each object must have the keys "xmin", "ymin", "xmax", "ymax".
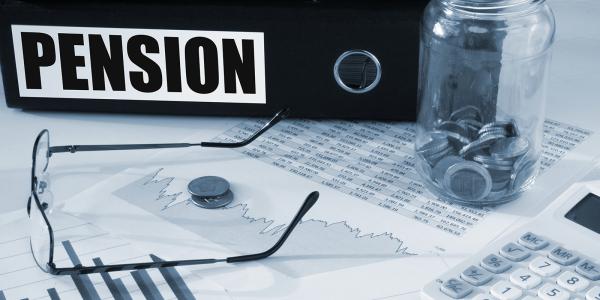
[{"xmin": 28, "ymin": 108, "xmax": 320, "ymax": 276}]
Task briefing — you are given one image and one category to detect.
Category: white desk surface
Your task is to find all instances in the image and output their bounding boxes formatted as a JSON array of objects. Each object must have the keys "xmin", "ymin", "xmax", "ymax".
[{"xmin": 0, "ymin": 0, "xmax": 599, "ymax": 217}]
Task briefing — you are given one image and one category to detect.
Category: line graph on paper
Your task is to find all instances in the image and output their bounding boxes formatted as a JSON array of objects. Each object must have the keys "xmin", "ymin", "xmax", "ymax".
[{"xmin": 113, "ymin": 170, "xmax": 416, "ymax": 278}]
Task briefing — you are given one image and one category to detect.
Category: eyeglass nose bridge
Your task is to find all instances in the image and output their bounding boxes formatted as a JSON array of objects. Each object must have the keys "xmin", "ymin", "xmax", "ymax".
[
  {"xmin": 32, "ymin": 176, "xmax": 53, "ymax": 213},
  {"xmin": 36, "ymin": 179, "xmax": 48, "ymax": 193}
]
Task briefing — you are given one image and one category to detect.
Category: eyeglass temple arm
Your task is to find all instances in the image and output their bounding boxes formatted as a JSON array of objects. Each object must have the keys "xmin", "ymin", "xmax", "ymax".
[
  {"xmin": 48, "ymin": 108, "xmax": 290, "ymax": 154},
  {"xmin": 48, "ymin": 191, "xmax": 319, "ymax": 276},
  {"xmin": 226, "ymin": 190, "xmax": 319, "ymax": 263}
]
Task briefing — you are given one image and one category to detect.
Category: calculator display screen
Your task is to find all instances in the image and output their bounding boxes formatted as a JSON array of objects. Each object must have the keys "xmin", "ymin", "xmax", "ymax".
[{"xmin": 565, "ymin": 193, "xmax": 600, "ymax": 235}]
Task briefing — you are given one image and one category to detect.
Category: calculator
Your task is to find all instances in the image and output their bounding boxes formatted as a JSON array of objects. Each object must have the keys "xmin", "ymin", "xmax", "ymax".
[{"xmin": 421, "ymin": 180, "xmax": 600, "ymax": 300}]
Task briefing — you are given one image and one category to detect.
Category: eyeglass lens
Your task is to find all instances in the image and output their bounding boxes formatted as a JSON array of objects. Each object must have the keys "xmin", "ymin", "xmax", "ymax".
[{"xmin": 29, "ymin": 130, "xmax": 53, "ymax": 272}]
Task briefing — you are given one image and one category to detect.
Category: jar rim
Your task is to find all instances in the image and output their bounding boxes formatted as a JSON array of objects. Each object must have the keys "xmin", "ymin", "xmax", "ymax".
[{"xmin": 441, "ymin": 0, "xmax": 546, "ymax": 15}]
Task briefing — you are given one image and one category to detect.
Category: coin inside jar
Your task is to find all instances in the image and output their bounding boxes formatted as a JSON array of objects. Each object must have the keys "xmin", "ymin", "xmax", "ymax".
[
  {"xmin": 479, "ymin": 121, "xmax": 515, "ymax": 135},
  {"xmin": 509, "ymin": 160, "xmax": 537, "ymax": 192},
  {"xmin": 458, "ymin": 133, "xmax": 505, "ymax": 157},
  {"xmin": 490, "ymin": 137, "xmax": 529, "ymax": 159},
  {"xmin": 437, "ymin": 121, "xmax": 470, "ymax": 138},
  {"xmin": 188, "ymin": 176, "xmax": 233, "ymax": 209},
  {"xmin": 450, "ymin": 105, "xmax": 483, "ymax": 122},
  {"xmin": 443, "ymin": 161, "xmax": 492, "ymax": 202},
  {"xmin": 417, "ymin": 132, "xmax": 454, "ymax": 166},
  {"xmin": 432, "ymin": 155, "xmax": 464, "ymax": 183},
  {"xmin": 417, "ymin": 134, "xmax": 449, "ymax": 156},
  {"xmin": 417, "ymin": 106, "xmax": 537, "ymax": 205}
]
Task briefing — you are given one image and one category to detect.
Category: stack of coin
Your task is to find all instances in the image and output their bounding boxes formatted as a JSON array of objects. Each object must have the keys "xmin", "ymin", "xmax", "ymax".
[
  {"xmin": 187, "ymin": 176, "xmax": 234, "ymax": 209},
  {"xmin": 416, "ymin": 105, "xmax": 537, "ymax": 205}
]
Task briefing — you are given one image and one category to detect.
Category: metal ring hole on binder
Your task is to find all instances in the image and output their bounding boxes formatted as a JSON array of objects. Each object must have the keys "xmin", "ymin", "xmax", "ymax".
[{"xmin": 333, "ymin": 50, "xmax": 382, "ymax": 94}]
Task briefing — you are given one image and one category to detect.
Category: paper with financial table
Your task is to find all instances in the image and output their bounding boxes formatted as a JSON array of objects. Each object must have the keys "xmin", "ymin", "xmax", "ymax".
[{"xmin": 62, "ymin": 118, "xmax": 598, "ymax": 300}]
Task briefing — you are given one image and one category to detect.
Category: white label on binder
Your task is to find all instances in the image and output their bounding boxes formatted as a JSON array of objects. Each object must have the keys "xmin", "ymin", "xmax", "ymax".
[{"xmin": 11, "ymin": 25, "xmax": 267, "ymax": 104}]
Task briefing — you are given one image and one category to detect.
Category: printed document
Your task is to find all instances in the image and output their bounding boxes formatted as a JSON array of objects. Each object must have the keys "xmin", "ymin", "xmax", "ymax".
[{"xmin": 62, "ymin": 118, "xmax": 599, "ymax": 300}]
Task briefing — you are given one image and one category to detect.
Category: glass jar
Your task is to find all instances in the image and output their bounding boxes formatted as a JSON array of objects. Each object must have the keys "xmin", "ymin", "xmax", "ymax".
[{"xmin": 415, "ymin": 0, "xmax": 555, "ymax": 206}]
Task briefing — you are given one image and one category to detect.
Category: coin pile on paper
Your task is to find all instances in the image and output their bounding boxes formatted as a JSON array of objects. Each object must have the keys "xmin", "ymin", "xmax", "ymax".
[
  {"xmin": 188, "ymin": 176, "xmax": 234, "ymax": 208},
  {"xmin": 417, "ymin": 106, "xmax": 537, "ymax": 205}
]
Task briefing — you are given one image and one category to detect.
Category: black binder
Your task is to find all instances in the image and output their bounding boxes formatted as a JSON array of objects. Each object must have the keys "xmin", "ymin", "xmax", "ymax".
[{"xmin": 0, "ymin": 0, "xmax": 426, "ymax": 120}]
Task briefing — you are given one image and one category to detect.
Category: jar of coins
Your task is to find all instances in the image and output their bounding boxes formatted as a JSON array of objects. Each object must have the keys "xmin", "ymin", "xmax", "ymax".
[{"xmin": 415, "ymin": 0, "xmax": 555, "ymax": 206}]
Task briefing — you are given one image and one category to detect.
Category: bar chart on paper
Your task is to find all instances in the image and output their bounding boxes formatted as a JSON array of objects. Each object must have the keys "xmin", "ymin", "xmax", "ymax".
[{"xmin": 0, "ymin": 211, "xmax": 230, "ymax": 300}]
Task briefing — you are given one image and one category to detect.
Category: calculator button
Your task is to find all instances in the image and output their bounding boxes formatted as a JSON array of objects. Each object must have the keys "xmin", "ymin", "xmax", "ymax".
[
  {"xmin": 460, "ymin": 265, "xmax": 493, "ymax": 286},
  {"xmin": 490, "ymin": 280, "xmax": 522, "ymax": 300},
  {"xmin": 530, "ymin": 256, "xmax": 561, "ymax": 277},
  {"xmin": 509, "ymin": 268, "xmax": 542, "ymax": 289},
  {"xmin": 440, "ymin": 278, "xmax": 472, "ymax": 299},
  {"xmin": 470, "ymin": 294, "xmax": 493, "ymax": 300},
  {"xmin": 585, "ymin": 286, "xmax": 600, "ymax": 300},
  {"xmin": 518, "ymin": 232, "xmax": 549, "ymax": 250},
  {"xmin": 521, "ymin": 296, "xmax": 538, "ymax": 300},
  {"xmin": 537, "ymin": 283, "xmax": 570, "ymax": 300},
  {"xmin": 548, "ymin": 246, "xmax": 579, "ymax": 265},
  {"xmin": 556, "ymin": 270, "xmax": 590, "ymax": 292},
  {"xmin": 481, "ymin": 254, "xmax": 512, "ymax": 274},
  {"xmin": 577, "ymin": 260, "xmax": 600, "ymax": 281},
  {"xmin": 499, "ymin": 242, "xmax": 530, "ymax": 262}
]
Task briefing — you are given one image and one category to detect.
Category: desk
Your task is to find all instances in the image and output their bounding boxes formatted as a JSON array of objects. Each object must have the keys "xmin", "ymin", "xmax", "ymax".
[{"xmin": 0, "ymin": 1, "xmax": 598, "ymax": 299}]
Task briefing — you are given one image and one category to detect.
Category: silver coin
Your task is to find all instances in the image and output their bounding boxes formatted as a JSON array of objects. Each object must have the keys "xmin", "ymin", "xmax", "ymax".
[
  {"xmin": 489, "ymin": 168, "xmax": 512, "ymax": 181},
  {"xmin": 450, "ymin": 105, "xmax": 483, "ymax": 122},
  {"xmin": 509, "ymin": 159, "xmax": 537, "ymax": 192},
  {"xmin": 458, "ymin": 125, "xmax": 480, "ymax": 140},
  {"xmin": 478, "ymin": 124, "xmax": 500, "ymax": 135},
  {"xmin": 490, "ymin": 137, "xmax": 529, "ymax": 159},
  {"xmin": 480, "ymin": 161, "xmax": 514, "ymax": 171},
  {"xmin": 187, "ymin": 176, "xmax": 230, "ymax": 198},
  {"xmin": 479, "ymin": 121, "xmax": 512, "ymax": 132},
  {"xmin": 488, "ymin": 169, "xmax": 512, "ymax": 192},
  {"xmin": 477, "ymin": 128, "xmax": 509, "ymax": 139},
  {"xmin": 430, "ymin": 131, "xmax": 449, "ymax": 140},
  {"xmin": 437, "ymin": 121, "xmax": 469, "ymax": 138},
  {"xmin": 427, "ymin": 138, "xmax": 452, "ymax": 154},
  {"xmin": 417, "ymin": 133, "xmax": 450, "ymax": 155},
  {"xmin": 458, "ymin": 118, "xmax": 484, "ymax": 129},
  {"xmin": 480, "ymin": 121, "xmax": 519, "ymax": 137},
  {"xmin": 508, "ymin": 120, "xmax": 520, "ymax": 137},
  {"xmin": 459, "ymin": 133, "xmax": 505, "ymax": 157},
  {"xmin": 435, "ymin": 130, "xmax": 471, "ymax": 148},
  {"xmin": 457, "ymin": 119, "xmax": 483, "ymax": 139},
  {"xmin": 417, "ymin": 148, "xmax": 451, "ymax": 166},
  {"xmin": 473, "ymin": 154, "xmax": 514, "ymax": 166},
  {"xmin": 501, "ymin": 119, "xmax": 520, "ymax": 137},
  {"xmin": 477, "ymin": 127, "xmax": 509, "ymax": 137},
  {"xmin": 432, "ymin": 155, "xmax": 464, "ymax": 183},
  {"xmin": 479, "ymin": 125, "xmax": 508, "ymax": 133},
  {"xmin": 426, "ymin": 147, "xmax": 453, "ymax": 166},
  {"xmin": 191, "ymin": 190, "xmax": 234, "ymax": 209},
  {"xmin": 491, "ymin": 178, "xmax": 510, "ymax": 191},
  {"xmin": 512, "ymin": 149, "xmax": 534, "ymax": 171},
  {"xmin": 443, "ymin": 161, "xmax": 492, "ymax": 202}
]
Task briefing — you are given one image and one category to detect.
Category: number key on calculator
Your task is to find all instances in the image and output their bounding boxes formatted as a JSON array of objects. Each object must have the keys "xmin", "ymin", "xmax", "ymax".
[{"xmin": 423, "ymin": 232, "xmax": 600, "ymax": 299}]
